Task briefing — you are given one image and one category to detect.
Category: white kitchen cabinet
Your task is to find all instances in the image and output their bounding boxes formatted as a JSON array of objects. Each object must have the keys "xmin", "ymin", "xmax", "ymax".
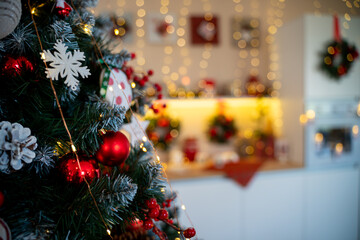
[
  {"xmin": 243, "ymin": 171, "xmax": 304, "ymax": 240},
  {"xmin": 304, "ymin": 168, "xmax": 359, "ymax": 240},
  {"xmin": 170, "ymin": 167, "xmax": 359, "ymax": 240}
]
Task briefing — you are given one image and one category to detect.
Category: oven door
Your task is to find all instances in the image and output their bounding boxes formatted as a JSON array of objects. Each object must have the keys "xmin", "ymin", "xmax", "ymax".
[{"xmin": 305, "ymin": 117, "xmax": 360, "ymax": 169}]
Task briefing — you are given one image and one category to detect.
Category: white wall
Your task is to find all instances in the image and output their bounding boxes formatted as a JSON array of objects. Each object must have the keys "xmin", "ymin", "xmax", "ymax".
[{"xmin": 94, "ymin": 0, "xmax": 359, "ymax": 93}]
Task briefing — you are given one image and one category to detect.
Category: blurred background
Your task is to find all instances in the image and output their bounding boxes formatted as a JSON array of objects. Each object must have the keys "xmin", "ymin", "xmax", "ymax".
[{"xmin": 94, "ymin": 1, "xmax": 360, "ymax": 239}]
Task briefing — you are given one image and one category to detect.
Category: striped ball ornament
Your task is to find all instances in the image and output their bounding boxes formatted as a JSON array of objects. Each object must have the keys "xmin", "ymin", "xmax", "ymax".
[{"xmin": 0, "ymin": 0, "xmax": 22, "ymax": 39}]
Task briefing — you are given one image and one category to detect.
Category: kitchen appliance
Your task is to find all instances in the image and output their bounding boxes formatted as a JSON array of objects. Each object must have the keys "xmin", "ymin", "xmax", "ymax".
[{"xmin": 305, "ymin": 98, "xmax": 360, "ymax": 169}]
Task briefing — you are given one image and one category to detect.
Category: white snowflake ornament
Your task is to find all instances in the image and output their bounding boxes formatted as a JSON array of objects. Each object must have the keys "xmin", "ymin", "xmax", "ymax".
[
  {"xmin": 42, "ymin": 40, "xmax": 91, "ymax": 91},
  {"xmin": 100, "ymin": 68, "xmax": 133, "ymax": 111}
]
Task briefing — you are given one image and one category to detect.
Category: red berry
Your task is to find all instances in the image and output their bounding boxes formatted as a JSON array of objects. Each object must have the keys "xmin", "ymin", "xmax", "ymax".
[
  {"xmin": 142, "ymin": 76, "xmax": 149, "ymax": 82},
  {"xmin": 154, "ymin": 83, "xmax": 162, "ymax": 92},
  {"xmin": 157, "ymin": 94, "xmax": 163, "ymax": 100},
  {"xmin": 166, "ymin": 199, "xmax": 172, "ymax": 207},
  {"xmin": 133, "ymin": 76, "xmax": 140, "ymax": 82},
  {"xmin": 148, "ymin": 70, "xmax": 154, "ymax": 76},
  {"xmin": 148, "ymin": 206, "xmax": 160, "ymax": 218},
  {"xmin": 167, "ymin": 219, "xmax": 174, "ymax": 224},
  {"xmin": 162, "ymin": 202, "xmax": 166, "ymax": 208},
  {"xmin": 139, "ymin": 80, "xmax": 146, "ymax": 87},
  {"xmin": 158, "ymin": 209, "xmax": 169, "ymax": 220},
  {"xmin": 183, "ymin": 227, "xmax": 196, "ymax": 238},
  {"xmin": 153, "ymin": 108, "xmax": 159, "ymax": 114},
  {"xmin": 131, "ymin": 53, "xmax": 136, "ymax": 59},
  {"xmin": 145, "ymin": 198, "xmax": 158, "ymax": 209},
  {"xmin": 143, "ymin": 219, "xmax": 154, "ymax": 230}
]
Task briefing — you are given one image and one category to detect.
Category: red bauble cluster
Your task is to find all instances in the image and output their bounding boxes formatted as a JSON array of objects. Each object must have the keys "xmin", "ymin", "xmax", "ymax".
[
  {"xmin": 60, "ymin": 154, "xmax": 99, "ymax": 184},
  {"xmin": 96, "ymin": 131, "xmax": 130, "ymax": 166},
  {"xmin": 183, "ymin": 227, "xmax": 196, "ymax": 238},
  {"xmin": 143, "ymin": 198, "xmax": 170, "ymax": 230},
  {"xmin": 56, "ymin": 0, "xmax": 72, "ymax": 17},
  {"xmin": 122, "ymin": 55, "xmax": 163, "ymax": 102}
]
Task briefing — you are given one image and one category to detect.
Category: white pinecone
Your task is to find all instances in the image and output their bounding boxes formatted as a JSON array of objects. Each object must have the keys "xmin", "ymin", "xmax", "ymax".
[{"xmin": 0, "ymin": 121, "xmax": 38, "ymax": 172}]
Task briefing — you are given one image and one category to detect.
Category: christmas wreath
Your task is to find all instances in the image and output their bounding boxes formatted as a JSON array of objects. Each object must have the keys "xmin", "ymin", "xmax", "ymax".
[
  {"xmin": 320, "ymin": 40, "xmax": 359, "ymax": 79},
  {"xmin": 146, "ymin": 115, "xmax": 180, "ymax": 150},
  {"xmin": 207, "ymin": 114, "xmax": 237, "ymax": 143}
]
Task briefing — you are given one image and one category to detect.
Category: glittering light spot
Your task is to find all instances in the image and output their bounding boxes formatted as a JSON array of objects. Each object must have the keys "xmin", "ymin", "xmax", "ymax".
[
  {"xmin": 235, "ymin": 4, "xmax": 244, "ymax": 12},
  {"xmin": 171, "ymin": 72, "xmax": 179, "ymax": 80},
  {"xmin": 199, "ymin": 60, "xmax": 208, "ymax": 69},
  {"xmin": 165, "ymin": 15, "xmax": 174, "ymax": 23},
  {"xmin": 268, "ymin": 25, "xmax": 277, "ymax": 34},
  {"xmin": 177, "ymin": 28, "xmax": 185, "ymax": 36},
  {"xmin": 306, "ymin": 110, "xmax": 316, "ymax": 120},
  {"xmin": 177, "ymin": 38, "xmax": 186, "ymax": 47},
  {"xmin": 251, "ymin": 58, "xmax": 260, "ymax": 67},
  {"xmin": 136, "ymin": 18, "xmax": 144, "ymax": 27},
  {"xmin": 160, "ymin": 6, "xmax": 168, "ymax": 14},
  {"xmin": 335, "ymin": 143, "xmax": 343, "ymax": 154},
  {"xmin": 324, "ymin": 56, "xmax": 332, "ymax": 65},
  {"xmin": 344, "ymin": 13, "xmax": 351, "ymax": 21},
  {"xmin": 162, "ymin": 66, "xmax": 170, "ymax": 74},
  {"xmin": 233, "ymin": 31, "xmax": 242, "ymax": 40},
  {"xmin": 137, "ymin": 9, "xmax": 146, "ymax": 17},
  {"xmin": 352, "ymin": 125, "xmax": 359, "ymax": 136},
  {"xmin": 178, "ymin": 17, "xmax": 187, "ymax": 26},
  {"xmin": 136, "ymin": 29, "xmax": 145, "ymax": 37},
  {"xmin": 181, "ymin": 76, "xmax": 191, "ymax": 85},
  {"xmin": 238, "ymin": 40, "xmax": 247, "ymax": 48},
  {"xmin": 315, "ymin": 133, "xmax": 323, "ymax": 143},
  {"xmin": 250, "ymin": 19, "xmax": 259, "ymax": 28},
  {"xmin": 181, "ymin": 205, "xmax": 186, "ymax": 210},
  {"xmin": 246, "ymin": 146, "xmax": 254, "ymax": 155},
  {"xmin": 164, "ymin": 46, "xmax": 173, "ymax": 54},
  {"xmin": 273, "ymin": 81, "xmax": 281, "ymax": 89}
]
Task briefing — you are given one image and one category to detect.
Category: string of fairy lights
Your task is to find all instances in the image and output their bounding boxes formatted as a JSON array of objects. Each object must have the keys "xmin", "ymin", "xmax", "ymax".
[
  {"xmin": 135, "ymin": 0, "xmax": 146, "ymax": 68},
  {"xmin": 198, "ymin": 0, "xmax": 213, "ymax": 80},
  {"xmin": 265, "ymin": 0, "xmax": 285, "ymax": 98},
  {"xmin": 312, "ymin": 0, "xmax": 359, "ymax": 29},
  {"xmin": 166, "ymin": 0, "xmax": 194, "ymax": 98}
]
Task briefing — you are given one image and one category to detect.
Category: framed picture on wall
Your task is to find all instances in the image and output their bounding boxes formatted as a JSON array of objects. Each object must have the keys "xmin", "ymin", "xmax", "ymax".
[
  {"xmin": 147, "ymin": 12, "xmax": 177, "ymax": 44},
  {"xmin": 190, "ymin": 16, "xmax": 219, "ymax": 45},
  {"xmin": 231, "ymin": 17, "xmax": 260, "ymax": 49}
]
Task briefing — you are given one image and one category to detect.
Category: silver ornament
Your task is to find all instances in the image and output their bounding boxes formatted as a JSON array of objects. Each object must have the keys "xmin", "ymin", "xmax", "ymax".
[{"xmin": 0, "ymin": 0, "xmax": 22, "ymax": 39}]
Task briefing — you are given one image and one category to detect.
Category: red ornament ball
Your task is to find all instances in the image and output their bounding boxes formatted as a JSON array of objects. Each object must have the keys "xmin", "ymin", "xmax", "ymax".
[
  {"xmin": 158, "ymin": 209, "xmax": 169, "ymax": 220},
  {"xmin": 148, "ymin": 70, "xmax": 154, "ymax": 76},
  {"xmin": 183, "ymin": 227, "xmax": 196, "ymax": 238},
  {"xmin": 60, "ymin": 154, "xmax": 99, "ymax": 183},
  {"xmin": 0, "ymin": 191, "xmax": 4, "ymax": 207},
  {"xmin": 96, "ymin": 131, "xmax": 130, "ymax": 166},
  {"xmin": 143, "ymin": 219, "xmax": 154, "ymax": 230},
  {"xmin": 4, "ymin": 57, "xmax": 34, "ymax": 76},
  {"xmin": 145, "ymin": 198, "xmax": 158, "ymax": 209}
]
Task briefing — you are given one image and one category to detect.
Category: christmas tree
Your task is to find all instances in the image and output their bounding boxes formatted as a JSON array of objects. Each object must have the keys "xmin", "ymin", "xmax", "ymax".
[{"xmin": 0, "ymin": 0, "xmax": 195, "ymax": 239}]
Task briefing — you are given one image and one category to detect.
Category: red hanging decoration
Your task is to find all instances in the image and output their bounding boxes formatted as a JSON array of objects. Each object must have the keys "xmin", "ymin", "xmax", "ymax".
[
  {"xmin": 56, "ymin": 0, "xmax": 72, "ymax": 18},
  {"xmin": 60, "ymin": 154, "xmax": 99, "ymax": 183},
  {"xmin": 333, "ymin": 15, "xmax": 341, "ymax": 42},
  {"xmin": 3, "ymin": 56, "xmax": 34, "ymax": 76},
  {"xmin": 96, "ymin": 131, "xmax": 130, "ymax": 166}
]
